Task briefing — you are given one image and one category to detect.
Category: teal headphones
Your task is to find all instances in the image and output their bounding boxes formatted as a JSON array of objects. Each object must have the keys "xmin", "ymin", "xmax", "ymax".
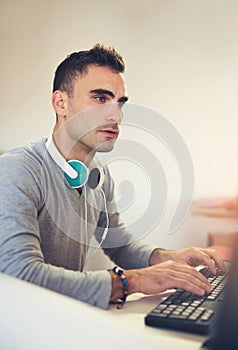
[
  {"xmin": 46, "ymin": 136, "xmax": 104, "ymax": 190},
  {"xmin": 46, "ymin": 135, "xmax": 109, "ymax": 245}
]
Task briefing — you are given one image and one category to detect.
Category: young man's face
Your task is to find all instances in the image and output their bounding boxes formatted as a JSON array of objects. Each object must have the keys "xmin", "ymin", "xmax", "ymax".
[{"xmin": 56, "ymin": 65, "xmax": 128, "ymax": 156}]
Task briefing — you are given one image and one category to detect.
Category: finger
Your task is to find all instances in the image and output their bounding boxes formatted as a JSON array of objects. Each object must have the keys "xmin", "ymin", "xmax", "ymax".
[
  {"xmin": 201, "ymin": 248, "xmax": 226, "ymax": 272},
  {"xmin": 168, "ymin": 263, "xmax": 211, "ymax": 293},
  {"xmin": 169, "ymin": 261, "xmax": 210, "ymax": 285},
  {"xmin": 187, "ymin": 250, "xmax": 218, "ymax": 275},
  {"xmin": 169, "ymin": 274, "xmax": 211, "ymax": 295}
]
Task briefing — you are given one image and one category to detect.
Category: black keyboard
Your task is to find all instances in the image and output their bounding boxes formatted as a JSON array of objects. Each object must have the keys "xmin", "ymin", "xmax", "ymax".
[{"xmin": 145, "ymin": 265, "xmax": 229, "ymax": 335}]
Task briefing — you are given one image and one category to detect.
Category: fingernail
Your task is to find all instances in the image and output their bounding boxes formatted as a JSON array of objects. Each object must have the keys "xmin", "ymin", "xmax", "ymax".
[
  {"xmin": 198, "ymin": 289, "xmax": 205, "ymax": 296},
  {"xmin": 206, "ymin": 286, "xmax": 211, "ymax": 293}
]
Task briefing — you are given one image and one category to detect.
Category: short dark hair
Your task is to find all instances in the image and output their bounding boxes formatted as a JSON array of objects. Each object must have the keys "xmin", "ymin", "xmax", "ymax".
[{"xmin": 53, "ymin": 43, "xmax": 125, "ymax": 96}]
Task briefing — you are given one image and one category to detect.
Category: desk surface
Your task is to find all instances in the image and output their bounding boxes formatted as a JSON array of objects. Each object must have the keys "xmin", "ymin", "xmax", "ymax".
[
  {"xmin": 109, "ymin": 292, "xmax": 207, "ymax": 350},
  {"xmin": 0, "ymin": 272, "xmax": 207, "ymax": 350}
]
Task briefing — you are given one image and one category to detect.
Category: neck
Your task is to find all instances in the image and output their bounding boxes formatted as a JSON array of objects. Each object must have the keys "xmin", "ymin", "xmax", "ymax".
[{"xmin": 52, "ymin": 125, "xmax": 95, "ymax": 166}]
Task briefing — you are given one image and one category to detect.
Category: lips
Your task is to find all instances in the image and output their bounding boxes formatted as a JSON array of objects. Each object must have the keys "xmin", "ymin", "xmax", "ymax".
[{"xmin": 98, "ymin": 128, "xmax": 119, "ymax": 139}]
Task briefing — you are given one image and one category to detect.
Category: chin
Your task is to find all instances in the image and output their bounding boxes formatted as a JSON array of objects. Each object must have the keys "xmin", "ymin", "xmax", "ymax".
[{"xmin": 95, "ymin": 141, "xmax": 115, "ymax": 153}]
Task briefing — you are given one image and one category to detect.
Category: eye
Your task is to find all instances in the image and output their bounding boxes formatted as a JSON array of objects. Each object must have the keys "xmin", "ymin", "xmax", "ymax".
[{"xmin": 95, "ymin": 95, "xmax": 107, "ymax": 103}]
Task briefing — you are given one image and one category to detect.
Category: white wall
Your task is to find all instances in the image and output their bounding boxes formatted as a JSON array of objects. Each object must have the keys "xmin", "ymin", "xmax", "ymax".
[{"xmin": 1, "ymin": 0, "xmax": 238, "ymax": 255}]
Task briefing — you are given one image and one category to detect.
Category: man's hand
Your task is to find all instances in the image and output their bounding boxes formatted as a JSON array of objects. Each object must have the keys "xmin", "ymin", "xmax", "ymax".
[
  {"xmin": 109, "ymin": 247, "xmax": 226, "ymax": 304},
  {"xmin": 149, "ymin": 247, "xmax": 226, "ymax": 275},
  {"xmin": 125, "ymin": 260, "xmax": 212, "ymax": 297}
]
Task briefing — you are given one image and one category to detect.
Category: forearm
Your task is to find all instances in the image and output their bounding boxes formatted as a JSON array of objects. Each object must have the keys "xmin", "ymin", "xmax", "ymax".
[
  {"xmin": 96, "ymin": 210, "xmax": 156, "ymax": 269},
  {"xmin": 104, "ymin": 240, "xmax": 156, "ymax": 269},
  {"xmin": 1, "ymin": 234, "xmax": 112, "ymax": 309}
]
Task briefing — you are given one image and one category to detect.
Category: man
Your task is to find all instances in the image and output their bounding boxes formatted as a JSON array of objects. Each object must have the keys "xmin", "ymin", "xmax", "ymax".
[{"xmin": 0, "ymin": 44, "xmax": 225, "ymax": 309}]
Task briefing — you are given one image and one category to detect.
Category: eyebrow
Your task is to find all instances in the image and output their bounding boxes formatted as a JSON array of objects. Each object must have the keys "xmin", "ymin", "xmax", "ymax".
[{"xmin": 89, "ymin": 89, "xmax": 129, "ymax": 103}]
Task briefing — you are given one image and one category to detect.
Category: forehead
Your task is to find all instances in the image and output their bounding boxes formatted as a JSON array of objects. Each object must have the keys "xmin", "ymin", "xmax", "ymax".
[{"xmin": 73, "ymin": 65, "xmax": 127, "ymax": 95}]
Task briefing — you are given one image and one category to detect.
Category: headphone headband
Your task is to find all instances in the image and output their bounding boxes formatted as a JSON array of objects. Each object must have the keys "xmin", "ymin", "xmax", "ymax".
[
  {"xmin": 45, "ymin": 136, "xmax": 104, "ymax": 190},
  {"xmin": 46, "ymin": 136, "xmax": 78, "ymax": 179}
]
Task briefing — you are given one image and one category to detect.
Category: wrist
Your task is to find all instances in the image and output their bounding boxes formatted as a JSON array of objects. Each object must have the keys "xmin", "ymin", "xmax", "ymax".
[
  {"xmin": 109, "ymin": 267, "xmax": 131, "ymax": 309},
  {"xmin": 108, "ymin": 269, "xmax": 123, "ymax": 301},
  {"xmin": 149, "ymin": 248, "xmax": 172, "ymax": 265},
  {"xmin": 124, "ymin": 269, "xmax": 141, "ymax": 294},
  {"xmin": 108, "ymin": 268, "xmax": 141, "ymax": 302}
]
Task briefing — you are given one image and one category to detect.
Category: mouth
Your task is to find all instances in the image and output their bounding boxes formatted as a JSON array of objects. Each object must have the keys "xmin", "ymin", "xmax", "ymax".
[{"xmin": 98, "ymin": 128, "xmax": 119, "ymax": 139}]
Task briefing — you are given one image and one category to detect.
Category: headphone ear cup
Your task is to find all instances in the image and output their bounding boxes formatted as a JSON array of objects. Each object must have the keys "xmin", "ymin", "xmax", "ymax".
[
  {"xmin": 64, "ymin": 160, "xmax": 89, "ymax": 188},
  {"xmin": 88, "ymin": 167, "xmax": 104, "ymax": 190}
]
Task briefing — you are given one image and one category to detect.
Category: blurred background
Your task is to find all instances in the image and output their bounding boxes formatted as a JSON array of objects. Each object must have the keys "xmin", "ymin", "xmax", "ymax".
[{"xmin": 1, "ymin": 0, "xmax": 238, "ymax": 265}]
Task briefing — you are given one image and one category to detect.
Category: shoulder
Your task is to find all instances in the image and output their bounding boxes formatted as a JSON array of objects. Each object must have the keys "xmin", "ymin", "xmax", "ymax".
[
  {"xmin": 0, "ymin": 139, "xmax": 46, "ymax": 173},
  {"xmin": 0, "ymin": 139, "xmax": 47, "ymax": 198}
]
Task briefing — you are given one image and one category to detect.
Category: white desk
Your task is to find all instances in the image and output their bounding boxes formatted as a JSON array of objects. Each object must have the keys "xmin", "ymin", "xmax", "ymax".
[
  {"xmin": 109, "ymin": 292, "xmax": 207, "ymax": 350},
  {"xmin": 0, "ymin": 273, "xmax": 207, "ymax": 350}
]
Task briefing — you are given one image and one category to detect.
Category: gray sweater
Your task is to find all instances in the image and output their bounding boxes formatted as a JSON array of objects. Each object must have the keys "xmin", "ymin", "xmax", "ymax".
[{"xmin": 0, "ymin": 139, "xmax": 154, "ymax": 308}]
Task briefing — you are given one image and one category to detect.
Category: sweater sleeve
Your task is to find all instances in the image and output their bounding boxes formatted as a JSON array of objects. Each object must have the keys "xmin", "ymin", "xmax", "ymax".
[
  {"xmin": 94, "ymin": 165, "xmax": 156, "ymax": 269},
  {"xmin": 96, "ymin": 212, "xmax": 156, "ymax": 269},
  {"xmin": 0, "ymin": 153, "xmax": 111, "ymax": 309}
]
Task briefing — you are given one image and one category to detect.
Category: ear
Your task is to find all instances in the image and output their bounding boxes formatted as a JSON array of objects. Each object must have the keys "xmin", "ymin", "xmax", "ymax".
[{"xmin": 52, "ymin": 90, "xmax": 68, "ymax": 118}]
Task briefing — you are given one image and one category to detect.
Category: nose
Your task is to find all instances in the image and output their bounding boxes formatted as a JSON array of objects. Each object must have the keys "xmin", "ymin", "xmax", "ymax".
[{"xmin": 104, "ymin": 102, "xmax": 123, "ymax": 124}]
